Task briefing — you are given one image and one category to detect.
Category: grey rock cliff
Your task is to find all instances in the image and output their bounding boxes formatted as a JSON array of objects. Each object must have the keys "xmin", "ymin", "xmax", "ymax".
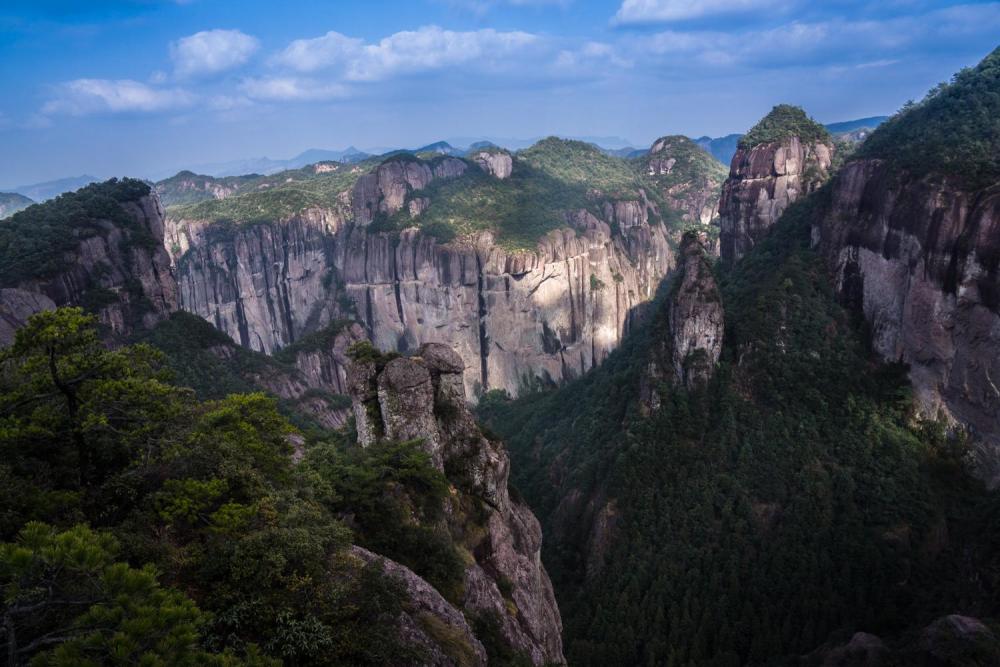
[
  {"xmin": 1, "ymin": 192, "xmax": 178, "ymax": 341},
  {"xmin": 640, "ymin": 232, "xmax": 724, "ymax": 410},
  {"xmin": 349, "ymin": 343, "xmax": 564, "ymax": 665},
  {"xmin": 169, "ymin": 157, "xmax": 675, "ymax": 400},
  {"xmin": 472, "ymin": 150, "xmax": 513, "ymax": 180},
  {"xmin": 815, "ymin": 159, "xmax": 1000, "ymax": 486},
  {"xmin": 720, "ymin": 136, "xmax": 833, "ymax": 264}
]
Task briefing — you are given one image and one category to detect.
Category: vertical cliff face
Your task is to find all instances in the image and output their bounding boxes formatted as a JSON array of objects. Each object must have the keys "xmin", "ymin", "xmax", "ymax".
[
  {"xmin": 719, "ymin": 106, "xmax": 834, "ymax": 265},
  {"xmin": 816, "ymin": 160, "xmax": 1000, "ymax": 482},
  {"xmin": 640, "ymin": 232, "xmax": 724, "ymax": 411},
  {"xmin": 348, "ymin": 343, "xmax": 564, "ymax": 665},
  {"xmin": 0, "ymin": 180, "xmax": 178, "ymax": 344},
  {"xmin": 169, "ymin": 154, "xmax": 676, "ymax": 399}
]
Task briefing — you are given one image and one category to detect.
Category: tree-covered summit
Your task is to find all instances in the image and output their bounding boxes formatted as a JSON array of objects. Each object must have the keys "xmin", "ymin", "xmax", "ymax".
[
  {"xmin": 856, "ymin": 45, "xmax": 1000, "ymax": 189},
  {"xmin": 738, "ymin": 104, "xmax": 832, "ymax": 150}
]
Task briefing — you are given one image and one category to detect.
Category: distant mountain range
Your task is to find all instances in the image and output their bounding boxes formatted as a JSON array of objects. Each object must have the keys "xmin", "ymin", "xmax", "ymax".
[
  {"xmin": 1, "ymin": 175, "xmax": 99, "ymax": 202},
  {"xmin": 167, "ymin": 147, "xmax": 371, "ymax": 179},
  {"xmin": 8, "ymin": 118, "xmax": 891, "ymax": 200},
  {"xmin": 0, "ymin": 192, "xmax": 34, "ymax": 219}
]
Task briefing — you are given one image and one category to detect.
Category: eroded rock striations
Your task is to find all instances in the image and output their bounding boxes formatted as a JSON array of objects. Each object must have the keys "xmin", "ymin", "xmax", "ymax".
[
  {"xmin": 815, "ymin": 160, "xmax": 1000, "ymax": 483},
  {"xmin": 348, "ymin": 343, "xmax": 564, "ymax": 665},
  {"xmin": 170, "ymin": 155, "xmax": 675, "ymax": 399},
  {"xmin": 719, "ymin": 107, "xmax": 834, "ymax": 264}
]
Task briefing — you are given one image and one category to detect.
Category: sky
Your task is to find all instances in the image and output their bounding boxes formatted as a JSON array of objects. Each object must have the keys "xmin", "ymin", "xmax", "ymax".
[{"xmin": 1, "ymin": 0, "xmax": 998, "ymax": 185}]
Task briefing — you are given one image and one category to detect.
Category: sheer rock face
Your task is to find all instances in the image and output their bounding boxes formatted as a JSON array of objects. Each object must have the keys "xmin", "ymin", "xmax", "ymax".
[
  {"xmin": 719, "ymin": 136, "xmax": 833, "ymax": 264},
  {"xmin": 169, "ymin": 157, "xmax": 675, "ymax": 399},
  {"xmin": 0, "ymin": 193, "xmax": 177, "ymax": 340},
  {"xmin": 473, "ymin": 151, "xmax": 513, "ymax": 180},
  {"xmin": 349, "ymin": 343, "xmax": 564, "ymax": 665},
  {"xmin": 640, "ymin": 233, "xmax": 724, "ymax": 410},
  {"xmin": 815, "ymin": 159, "xmax": 1000, "ymax": 486},
  {"xmin": 669, "ymin": 235, "xmax": 724, "ymax": 390},
  {"xmin": 0, "ymin": 289, "xmax": 56, "ymax": 346}
]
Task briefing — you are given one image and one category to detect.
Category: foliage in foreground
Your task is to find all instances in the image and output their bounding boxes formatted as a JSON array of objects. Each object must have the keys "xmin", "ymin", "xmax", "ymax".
[{"xmin": 0, "ymin": 307, "xmax": 457, "ymax": 665}]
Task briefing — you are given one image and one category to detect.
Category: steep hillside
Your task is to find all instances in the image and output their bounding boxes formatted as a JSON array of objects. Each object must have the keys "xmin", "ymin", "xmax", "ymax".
[
  {"xmin": 0, "ymin": 192, "xmax": 33, "ymax": 219},
  {"xmin": 0, "ymin": 178, "xmax": 177, "ymax": 340},
  {"xmin": 815, "ymin": 45, "xmax": 1000, "ymax": 482},
  {"xmin": 637, "ymin": 135, "xmax": 728, "ymax": 227},
  {"xmin": 481, "ymin": 193, "xmax": 1000, "ymax": 665},
  {"xmin": 166, "ymin": 139, "xmax": 698, "ymax": 398},
  {"xmin": 0, "ymin": 308, "xmax": 564, "ymax": 665}
]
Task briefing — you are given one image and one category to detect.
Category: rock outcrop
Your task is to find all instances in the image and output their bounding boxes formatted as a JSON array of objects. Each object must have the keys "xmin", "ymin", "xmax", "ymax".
[
  {"xmin": 350, "ymin": 546, "xmax": 489, "ymax": 667},
  {"xmin": 348, "ymin": 343, "xmax": 564, "ymax": 665},
  {"xmin": 641, "ymin": 135, "xmax": 728, "ymax": 226},
  {"xmin": 640, "ymin": 232, "xmax": 724, "ymax": 409},
  {"xmin": 0, "ymin": 183, "xmax": 178, "ymax": 340},
  {"xmin": 815, "ymin": 159, "xmax": 1000, "ymax": 484},
  {"xmin": 472, "ymin": 150, "xmax": 513, "ymax": 180},
  {"xmin": 719, "ymin": 110, "xmax": 834, "ymax": 264},
  {"xmin": 668, "ymin": 233, "xmax": 724, "ymax": 390},
  {"xmin": 169, "ymin": 156, "xmax": 675, "ymax": 399},
  {"xmin": 0, "ymin": 289, "xmax": 56, "ymax": 346}
]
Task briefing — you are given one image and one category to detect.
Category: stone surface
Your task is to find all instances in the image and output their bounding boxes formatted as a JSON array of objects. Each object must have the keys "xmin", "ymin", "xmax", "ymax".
[
  {"xmin": 472, "ymin": 150, "xmax": 513, "ymax": 179},
  {"xmin": 348, "ymin": 346, "xmax": 564, "ymax": 664},
  {"xmin": 669, "ymin": 233, "xmax": 724, "ymax": 390},
  {"xmin": 3, "ymin": 192, "xmax": 178, "ymax": 340},
  {"xmin": 0, "ymin": 288, "xmax": 56, "ymax": 346},
  {"xmin": 169, "ymin": 157, "xmax": 676, "ymax": 400},
  {"xmin": 719, "ymin": 136, "xmax": 833, "ymax": 264},
  {"xmin": 815, "ymin": 159, "xmax": 1000, "ymax": 486},
  {"xmin": 350, "ymin": 546, "xmax": 489, "ymax": 667},
  {"xmin": 640, "ymin": 232, "xmax": 724, "ymax": 409}
]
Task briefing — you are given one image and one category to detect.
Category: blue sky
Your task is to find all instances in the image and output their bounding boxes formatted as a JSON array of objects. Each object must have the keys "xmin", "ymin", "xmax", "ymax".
[{"xmin": 1, "ymin": 0, "xmax": 998, "ymax": 185}]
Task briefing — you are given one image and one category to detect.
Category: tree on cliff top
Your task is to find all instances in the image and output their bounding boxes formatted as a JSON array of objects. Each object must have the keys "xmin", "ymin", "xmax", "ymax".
[{"xmin": 738, "ymin": 104, "xmax": 832, "ymax": 150}]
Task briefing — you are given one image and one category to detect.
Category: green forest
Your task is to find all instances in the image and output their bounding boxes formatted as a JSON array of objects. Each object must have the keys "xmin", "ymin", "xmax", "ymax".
[
  {"xmin": 0, "ymin": 308, "xmax": 484, "ymax": 666},
  {"xmin": 480, "ymin": 193, "xmax": 1000, "ymax": 665}
]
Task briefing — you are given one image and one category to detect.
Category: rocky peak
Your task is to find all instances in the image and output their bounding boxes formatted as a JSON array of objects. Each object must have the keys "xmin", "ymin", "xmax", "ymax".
[
  {"xmin": 641, "ymin": 232, "xmax": 724, "ymax": 409},
  {"xmin": 814, "ymin": 48, "xmax": 1000, "ymax": 485},
  {"xmin": 352, "ymin": 156, "xmax": 467, "ymax": 225},
  {"xmin": 669, "ymin": 232, "xmax": 724, "ymax": 390},
  {"xmin": 347, "ymin": 342, "xmax": 564, "ymax": 664},
  {"xmin": 472, "ymin": 150, "xmax": 513, "ymax": 179},
  {"xmin": 719, "ymin": 105, "xmax": 834, "ymax": 264}
]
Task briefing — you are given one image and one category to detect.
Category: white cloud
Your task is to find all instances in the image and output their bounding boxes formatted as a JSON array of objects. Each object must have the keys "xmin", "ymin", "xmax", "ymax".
[
  {"xmin": 274, "ymin": 26, "xmax": 539, "ymax": 82},
  {"xmin": 240, "ymin": 77, "xmax": 349, "ymax": 101},
  {"xmin": 41, "ymin": 79, "xmax": 196, "ymax": 115},
  {"xmin": 614, "ymin": 0, "xmax": 780, "ymax": 24},
  {"xmin": 170, "ymin": 29, "xmax": 260, "ymax": 78},
  {"xmin": 556, "ymin": 42, "xmax": 633, "ymax": 69}
]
